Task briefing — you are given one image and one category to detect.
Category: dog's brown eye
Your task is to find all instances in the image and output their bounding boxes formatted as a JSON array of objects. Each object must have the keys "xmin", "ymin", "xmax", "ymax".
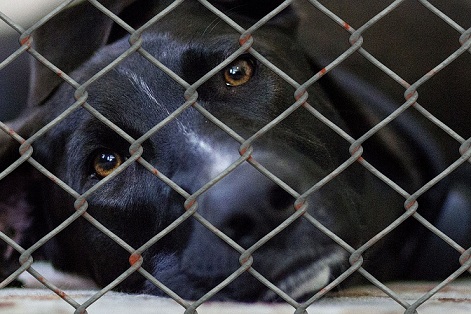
[
  {"xmin": 93, "ymin": 151, "xmax": 123, "ymax": 178},
  {"xmin": 224, "ymin": 58, "xmax": 255, "ymax": 87}
]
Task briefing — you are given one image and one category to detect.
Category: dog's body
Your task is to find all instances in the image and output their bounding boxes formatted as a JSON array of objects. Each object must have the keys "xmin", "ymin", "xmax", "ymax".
[{"xmin": 1, "ymin": 0, "xmax": 469, "ymax": 301}]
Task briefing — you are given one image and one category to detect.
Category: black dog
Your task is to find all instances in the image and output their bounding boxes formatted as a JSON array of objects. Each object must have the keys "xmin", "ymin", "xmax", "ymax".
[{"xmin": 0, "ymin": 0, "xmax": 467, "ymax": 301}]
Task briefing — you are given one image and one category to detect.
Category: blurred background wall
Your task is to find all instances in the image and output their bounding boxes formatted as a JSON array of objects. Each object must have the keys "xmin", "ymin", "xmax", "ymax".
[{"xmin": 0, "ymin": 0, "xmax": 63, "ymax": 120}]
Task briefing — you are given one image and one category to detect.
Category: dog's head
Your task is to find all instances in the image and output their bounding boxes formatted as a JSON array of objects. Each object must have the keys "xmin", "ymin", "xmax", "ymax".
[{"xmin": 1, "ymin": 0, "xmax": 446, "ymax": 301}]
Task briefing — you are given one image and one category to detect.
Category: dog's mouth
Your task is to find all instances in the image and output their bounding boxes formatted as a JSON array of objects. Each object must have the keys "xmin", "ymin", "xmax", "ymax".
[
  {"xmin": 146, "ymin": 246, "xmax": 347, "ymax": 302},
  {"xmin": 261, "ymin": 248, "xmax": 347, "ymax": 301}
]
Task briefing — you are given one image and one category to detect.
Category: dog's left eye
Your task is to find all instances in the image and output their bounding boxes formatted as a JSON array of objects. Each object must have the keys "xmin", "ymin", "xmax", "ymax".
[
  {"xmin": 224, "ymin": 57, "xmax": 255, "ymax": 87},
  {"xmin": 92, "ymin": 151, "xmax": 123, "ymax": 179}
]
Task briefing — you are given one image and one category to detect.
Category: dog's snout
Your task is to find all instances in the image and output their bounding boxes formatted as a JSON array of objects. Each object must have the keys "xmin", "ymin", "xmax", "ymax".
[
  {"xmin": 221, "ymin": 185, "xmax": 295, "ymax": 248},
  {"xmin": 222, "ymin": 213, "xmax": 258, "ymax": 248},
  {"xmin": 269, "ymin": 185, "xmax": 296, "ymax": 212},
  {"xmin": 199, "ymin": 163, "xmax": 299, "ymax": 248}
]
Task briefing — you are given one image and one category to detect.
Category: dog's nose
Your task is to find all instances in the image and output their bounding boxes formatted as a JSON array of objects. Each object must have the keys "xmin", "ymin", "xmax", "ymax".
[{"xmin": 198, "ymin": 161, "xmax": 300, "ymax": 249}]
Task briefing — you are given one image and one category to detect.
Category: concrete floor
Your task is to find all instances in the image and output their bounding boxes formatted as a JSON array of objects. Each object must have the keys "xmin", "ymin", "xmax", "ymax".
[
  {"xmin": 1, "ymin": 280, "xmax": 471, "ymax": 314},
  {"xmin": 0, "ymin": 262, "xmax": 469, "ymax": 313}
]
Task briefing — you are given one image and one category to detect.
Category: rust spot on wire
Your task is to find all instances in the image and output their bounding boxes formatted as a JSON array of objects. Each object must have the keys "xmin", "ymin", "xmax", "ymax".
[
  {"xmin": 129, "ymin": 253, "xmax": 142, "ymax": 266},
  {"xmin": 239, "ymin": 146, "xmax": 249, "ymax": 156},
  {"xmin": 349, "ymin": 144, "xmax": 362, "ymax": 158},
  {"xmin": 19, "ymin": 143, "xmax": 31, "ymax": 155},
  {"xmin": 295, "ymin": 89, "xmax": 307, "ymax": 101},
  {"xmin": 343, "ymin": 22, "xmax": 352, "ymax": 31},
  {"xmin": 294, "ymin": 199, "xmax": 306, "ymax": 211},
  {"xmin": 54, "ymin": 289, "xmax": 67, "ymax": 299},
  {"xmin": 185, "ymin": 199, "xmax": 196, "ymax": 210},
  {"xmin": 239, "ymin": 33, "xmax": 252, "ymax": 46},
  {"xmin": 405, "ymin": 200, "xmax": 417, "ymax": 210},
  {"xmin": 20, "ymin": 35, "xmax": 31, "ymax": 47},
  {"xmin": 405, "ymin": 90, "xmax": 417, "ymax": 100},
  {"xmin": 75, "ymin": 198, "xmax": 87, "ymax": 209}
]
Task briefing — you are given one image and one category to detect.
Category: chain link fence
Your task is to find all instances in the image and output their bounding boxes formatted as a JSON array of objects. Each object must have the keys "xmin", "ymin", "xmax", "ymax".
[{"xmin": 0, "ymin": 0, "xmax": 470, "ymax": 313}]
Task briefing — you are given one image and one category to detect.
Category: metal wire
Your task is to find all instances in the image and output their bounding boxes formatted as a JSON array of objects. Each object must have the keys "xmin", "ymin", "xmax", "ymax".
[{"xmin": 0, "ymin": 0, "xmax": 470, "ymax": 313}]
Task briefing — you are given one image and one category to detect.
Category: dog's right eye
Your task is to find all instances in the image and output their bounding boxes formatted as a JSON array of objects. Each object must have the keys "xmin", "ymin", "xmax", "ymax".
[
  {"xmin": 92, "ymin": 151, "xmax": 123, "ymax": 179},
  {"xmin": 224, "ymin": 57, "xmax": 255, "ymax": 87}
]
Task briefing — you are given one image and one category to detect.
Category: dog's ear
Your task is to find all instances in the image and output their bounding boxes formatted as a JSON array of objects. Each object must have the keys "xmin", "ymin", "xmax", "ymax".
[
  {"xmin": 211, "ymin": 0, "xmax": 298, "ymax": 30},
  {"xmin": 319, "ymin": 69, "xmax": 462, "ymax": 278},
  {"xmin": 29, "ymin": 0, "xmax": 137, "ymax": 106},
  {"xmin": 320, "ymin": 68, "xmax": 446, "ymax": 207}
]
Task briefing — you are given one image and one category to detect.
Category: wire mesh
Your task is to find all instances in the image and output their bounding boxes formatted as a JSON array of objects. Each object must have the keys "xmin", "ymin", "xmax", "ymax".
[{"xmin": 0, "ymin": 0, "xmax": 470, "ymax": 313}]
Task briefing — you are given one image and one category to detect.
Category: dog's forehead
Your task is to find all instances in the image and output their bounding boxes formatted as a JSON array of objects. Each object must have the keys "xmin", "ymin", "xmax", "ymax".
[
  {"xmin": 101, "ymin": 29, "xmax": 295, "ymax": 75},
  {"xmin": 54, "ymin": 27, "xmax": 308, "ymax": 145},
  {"xmin": 70, "ymin": 34, "xmax": 238, "ymax": 134},
  {"xmin": 87, "ymin": 32, "xmax": 248, "ymax": 88},
  {"xmin": 146, "ymin": 32, "xmax": 237, "ymax": 61},
  {"xmin": 87, "ymin": 33, "xmax": 239, "ymax": 101}
]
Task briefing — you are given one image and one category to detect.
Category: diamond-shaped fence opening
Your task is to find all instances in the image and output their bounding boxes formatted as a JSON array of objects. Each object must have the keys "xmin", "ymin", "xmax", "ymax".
[{"xmin": 0, "ymin": 0, "xmax": 470, "ymax": 313}]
